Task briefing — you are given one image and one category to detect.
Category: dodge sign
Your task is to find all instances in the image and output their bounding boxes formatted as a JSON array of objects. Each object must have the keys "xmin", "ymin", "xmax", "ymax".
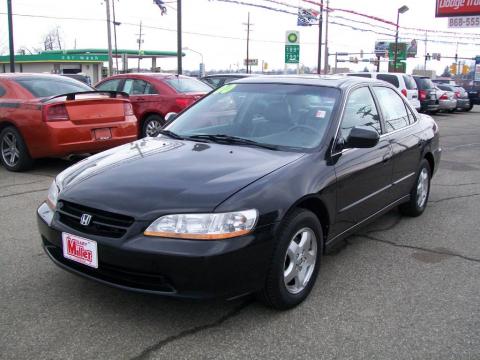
[{"xmin": 436, "ymin": 0, "xmax": 480, "ymax": 17}]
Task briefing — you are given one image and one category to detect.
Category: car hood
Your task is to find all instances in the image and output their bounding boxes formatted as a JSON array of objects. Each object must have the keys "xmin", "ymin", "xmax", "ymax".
[{"xmin": 57, "ymin": 137, "xmax": 304, "ymax": 219}]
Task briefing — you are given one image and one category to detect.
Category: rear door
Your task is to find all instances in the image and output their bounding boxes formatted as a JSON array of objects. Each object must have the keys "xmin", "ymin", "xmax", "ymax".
[
  {"xmin": 121, "ymin": 78, "xmax": 163, "ymax": 117},
  {"xmin": 372, "ymin": 86, "xmax": 422, "ymax": 202},
  {"xmin": 332, "ymin": 86, "xmax": 393, "ymax": 235}
]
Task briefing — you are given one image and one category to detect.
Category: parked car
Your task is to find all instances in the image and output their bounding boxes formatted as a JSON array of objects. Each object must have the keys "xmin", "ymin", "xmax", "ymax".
[
  {"xmin": 61, "ymin": 73, "xmax": 92, "ymax": 86},
  {"xmin": 0, "ymin": 73, "xmax": 137, "ymax": 172},
  {"xmin": 413, "ymin": 76, "xmax": 440, "ymax": 113},
  {"xmin": 464, "ymin": 82, "xmax": 480, "ymax": 110},
  {"xmin": 437, "ymin": 84, "xmax": 471, "ymax": 111},
  {"xmin": 345, "ymin": 72, "xmax": 421, "ymax": 111},
  {"xmin": 38, "ymin": 76, "xmax": 441, "ymax": 309},
  {"xmin": 201, "ymin": 73, "xmax": 255, "ymax": 89},
  {"xmin": 433, "ymin": 86, "xmax": 457, "ymax": 113},
  {"xmin": 96, "ymin": 73, "xmax": 211, "ymax": 137}
]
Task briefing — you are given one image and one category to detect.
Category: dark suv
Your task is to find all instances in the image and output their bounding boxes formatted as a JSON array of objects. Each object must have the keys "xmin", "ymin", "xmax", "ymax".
[{"xmin": 413, "ymin": 76, "xmax": 439, "ymax": 113}]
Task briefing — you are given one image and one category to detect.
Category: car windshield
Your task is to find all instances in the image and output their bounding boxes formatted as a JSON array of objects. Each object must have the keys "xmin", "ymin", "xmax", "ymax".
[
  {"xmin": 164, "ymin": 77, "xmax": 212, "ymax": 93},
  {"xmin": 166, "ymin": 83, "xmax": 340, "ymax": 151},
  {"xmin": 15, "ymin": 76, "xmax": 93, "ymax": 97}
]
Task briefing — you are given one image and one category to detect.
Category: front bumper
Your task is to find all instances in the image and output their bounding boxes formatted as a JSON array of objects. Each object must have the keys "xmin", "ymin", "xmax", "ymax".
[{"xmin": 37, "ymin": 203, "xmax": 274, "ymax": 299}]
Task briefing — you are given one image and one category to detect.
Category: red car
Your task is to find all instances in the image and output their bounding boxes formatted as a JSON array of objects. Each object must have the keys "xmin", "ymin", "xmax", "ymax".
[
  {"xmin": 95, "ymin": 73, "xmax": 211, "ymax": 137},
  {"xmin": 0, "ymin": 73, "xmax": 138, "ymax": 172}
]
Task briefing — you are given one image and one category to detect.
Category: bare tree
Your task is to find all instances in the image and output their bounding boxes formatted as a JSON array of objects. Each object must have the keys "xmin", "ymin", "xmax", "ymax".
[{"xmin": 43, "ymin": 27, "xmax": 64, "ymax": 51}]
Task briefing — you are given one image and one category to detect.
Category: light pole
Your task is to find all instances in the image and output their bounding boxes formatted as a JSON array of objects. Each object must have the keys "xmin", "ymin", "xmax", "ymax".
[
  {"xmin": 393, "ymin": 5, "xmax": 409, "ymax": 73},
  {"xmin": 182, "ymin": 47, "xmax": 204, "ymax": 77}
]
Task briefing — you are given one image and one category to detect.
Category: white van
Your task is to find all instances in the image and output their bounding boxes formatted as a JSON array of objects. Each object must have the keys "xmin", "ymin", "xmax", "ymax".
[{"xmin": 345, "ymin": 72, "xmax": 421, "ymax": 111}]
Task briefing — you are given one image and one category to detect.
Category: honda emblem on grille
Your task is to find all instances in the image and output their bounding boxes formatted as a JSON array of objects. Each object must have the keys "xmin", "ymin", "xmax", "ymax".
[{"xmin": 80, "ymin": 213, "xmax": 92, "ymax": 226}]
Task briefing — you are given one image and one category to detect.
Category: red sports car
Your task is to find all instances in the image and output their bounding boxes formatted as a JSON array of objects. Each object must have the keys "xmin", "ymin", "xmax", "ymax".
[
  {"xmin": 95, "ymin": 73, "xmax": 211, "ymax": 137},
  {"xmin": 0, "ymin": 73, "xmax": 138, "ymax": 172}
]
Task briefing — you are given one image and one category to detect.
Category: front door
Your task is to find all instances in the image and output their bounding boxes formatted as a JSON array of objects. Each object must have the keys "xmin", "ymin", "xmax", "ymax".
[{"xmin": 331, "ymin": 86, "xmax": 393, "ymax": 236}]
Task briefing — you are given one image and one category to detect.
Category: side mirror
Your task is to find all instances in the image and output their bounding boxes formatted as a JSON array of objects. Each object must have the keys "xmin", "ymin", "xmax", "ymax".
[
  {"xmin": 345, "ymin": 126, "xmax": 380, "ymax": 148},
  {"xmin": 165, "ymin": 112, "xmax": 178, "ymax": 124}
]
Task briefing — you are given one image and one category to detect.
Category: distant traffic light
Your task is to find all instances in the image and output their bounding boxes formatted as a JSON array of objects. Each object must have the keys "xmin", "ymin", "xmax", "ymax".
[
  {"xmin": 462, "ymin": 65, "xmax": 470, "ymax": 75},
  {"xmin": 450, "ymin": 63, "xmax": 457, "ymax": 75}
]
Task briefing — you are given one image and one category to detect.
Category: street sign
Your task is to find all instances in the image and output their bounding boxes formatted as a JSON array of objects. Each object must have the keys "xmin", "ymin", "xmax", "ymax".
[
  {"xmin": 285, "ymin": 45, "xmax": 300, "ymax": 64},
  {"xmin": 436, "ymin": 0, "xmax": 480, "ymax": 17},
  {"xmin": 448, "ymin": 15, "xmax": 480, "ymax": 27},
  {"xmin": 389, "ymin": 42, "xmax": 407, "ymax": 61},
  {"xmin": 285, "ymin": 31, "xmax": 300, "ymax": 44},
  {"xmin": 244, "ymin": 59, "xmax": 258, "ymax": 66}
]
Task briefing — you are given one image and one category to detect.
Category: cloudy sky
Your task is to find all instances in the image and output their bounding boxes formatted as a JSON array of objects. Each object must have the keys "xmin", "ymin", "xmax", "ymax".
[{"xmin": 0, "ymin": 0, "xmax": 479, "ymax": 74}]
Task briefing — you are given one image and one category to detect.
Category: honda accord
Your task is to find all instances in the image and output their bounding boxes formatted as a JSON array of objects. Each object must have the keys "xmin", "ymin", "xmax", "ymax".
[{"xmin": 37, "ymin": 76, "xmax": 441, "ymax": 309}]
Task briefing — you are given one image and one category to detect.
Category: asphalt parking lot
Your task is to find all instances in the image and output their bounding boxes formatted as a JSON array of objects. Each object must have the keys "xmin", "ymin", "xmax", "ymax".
[{"xmin": 1, "ymin": 108, "xmax": 479, "ymax": 360}]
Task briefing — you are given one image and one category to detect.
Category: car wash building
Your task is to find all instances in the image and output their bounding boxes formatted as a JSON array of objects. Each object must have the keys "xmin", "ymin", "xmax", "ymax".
[{"xmin": 0, "ymin": 49, "xmax": 181, "ymax": 84}]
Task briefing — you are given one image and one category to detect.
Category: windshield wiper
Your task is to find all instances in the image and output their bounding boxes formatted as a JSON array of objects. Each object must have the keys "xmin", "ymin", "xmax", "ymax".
[
  {"xmin": 186, "ymin": 134, "xmax": 279, "ymax": 150},
  {"xmin": 157, "ymin": 129, "xmax": 185, "ymax": 140}
]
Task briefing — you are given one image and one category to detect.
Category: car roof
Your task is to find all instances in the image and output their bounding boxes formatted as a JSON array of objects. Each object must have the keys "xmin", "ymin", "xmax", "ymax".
[
  {"xmin": 0, "ymin": 73, "xmax": 71, "ymax": 80},
  {"xmin": 100, "ymin": 73, "xmax": 192, "ymax": 80},
  {"xmin": 202, "ymin": 74, "xmax": 254, "ymax": 78},
  {"xmin": 229, "ymin": 74, "xmax": 383, "ymax": 89}
]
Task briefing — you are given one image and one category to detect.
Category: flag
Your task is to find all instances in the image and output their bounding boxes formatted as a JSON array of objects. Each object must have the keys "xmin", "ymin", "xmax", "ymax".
[{"xmin": 297, "ymin": 8, "xmax": 319, "ymax": 26}]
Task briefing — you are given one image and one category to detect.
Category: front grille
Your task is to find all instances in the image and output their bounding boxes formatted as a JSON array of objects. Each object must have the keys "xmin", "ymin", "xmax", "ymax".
[{"xmin": 57, "ymin": 200, "xmax": 134, "ymax": 238}]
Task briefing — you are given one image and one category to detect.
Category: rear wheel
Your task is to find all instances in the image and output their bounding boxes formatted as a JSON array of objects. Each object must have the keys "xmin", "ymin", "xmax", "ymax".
[
  {"xmin": 141, "ymin": 114, "xmax": 165, "ymax": 137},
  {"xmin": 0, "ymin": 126, "xmax": 33, "ymax": 172},
  {"xmin": 399, "ymin": 159, "xmax": 431, "ymax": 217},
  {"xmin": 258, "ymin": 209, "xmax": 323, "ymax": 310},
  {"xmin": 465, "ymin": 103, "xmax": 473, "ymax": 112}
]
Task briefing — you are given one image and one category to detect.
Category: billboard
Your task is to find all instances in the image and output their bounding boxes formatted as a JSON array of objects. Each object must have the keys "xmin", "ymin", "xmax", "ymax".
[
  {"xmin": 436, "ymin": 0, "xmax": 480, "ymax": 17},
  {"xmin": 375, "ymin": 40, "xmax": 417, "ymax": 58}
]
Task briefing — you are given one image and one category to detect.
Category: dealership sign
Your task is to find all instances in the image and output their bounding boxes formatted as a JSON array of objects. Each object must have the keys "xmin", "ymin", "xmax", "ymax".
[
  {"xmin": 448, "ymin": 15, "xmax": 480, "ymax": 26},
  {"xmin": 436, "ymin": 0, "xmax": 480, "ymax": 17}
]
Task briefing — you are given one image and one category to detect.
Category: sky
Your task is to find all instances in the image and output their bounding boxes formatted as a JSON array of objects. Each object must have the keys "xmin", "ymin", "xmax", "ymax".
[{"xmin": 0, "ymin": 0, "xmax": 479, "ymax": 75}]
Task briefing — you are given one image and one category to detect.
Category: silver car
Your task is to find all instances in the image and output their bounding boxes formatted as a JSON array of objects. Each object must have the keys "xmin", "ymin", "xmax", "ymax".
[{"xmin": 434, "ymin": 86, "xmax": 457, "ymax": 113}]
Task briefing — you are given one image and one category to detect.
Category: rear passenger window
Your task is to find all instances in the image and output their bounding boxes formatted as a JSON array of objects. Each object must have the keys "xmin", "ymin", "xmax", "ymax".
[
  {"xmin": 377, "ymin": 74, "xmax": 400, "ymax": 88},
  {"xmin": 0, "ymin": 85, "xmax": 5, "ymax": 97},
  {"xmin": 96, "ymin": 79, "xmax": 121, "ymax": 92},
  {"xmin": 340, "ymin": 87, "xmax": 381, "ymax": 140},
  {"xmin": 373, "ymin": 87, "xmax": 409, "ymax": 131},
  {"xmin": 403, "ymin": 75, "xmax": 417, "ymax": 90}
]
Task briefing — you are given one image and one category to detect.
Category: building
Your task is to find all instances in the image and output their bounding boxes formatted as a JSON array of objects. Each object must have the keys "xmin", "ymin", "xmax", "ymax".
[{"xmin": 0, "ymin": 49, "xmax": 182, "ymax": 84}]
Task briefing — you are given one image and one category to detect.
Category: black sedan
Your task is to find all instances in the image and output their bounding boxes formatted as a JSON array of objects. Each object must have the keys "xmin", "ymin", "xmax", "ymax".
[{"xmin": 37, "ymin": 76, "xmax": 441, "ymax": 309}]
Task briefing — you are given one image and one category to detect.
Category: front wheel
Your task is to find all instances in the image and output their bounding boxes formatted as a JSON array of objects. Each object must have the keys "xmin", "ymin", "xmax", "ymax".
[
  {"xmin": 258, "ymin": 209, "xmax": 323, "ymax": 310},
  {"xmin": 0, "ymin": 126, "xmax": 33, "ymax": 172},
  {"xmin": 141, "ymin": 114, "xmax": 165, "ymax": 137},
  {"xmin": 399, "ymin": 159, "xmax": 431, "ymax": 217}
]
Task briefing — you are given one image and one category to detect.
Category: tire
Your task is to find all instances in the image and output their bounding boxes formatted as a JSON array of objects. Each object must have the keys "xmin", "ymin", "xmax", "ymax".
[
  {"xmin": 0, "ymin": 126, "xmax": 33, "ymax": 172},
  {"xmin": 448, "ymin": 109, "xmax": 455, "ymax": 113},
  {"xmin": 258, "ymin": 208, "xmax": 323, "ymax": 310},
  {"xmin": 465, "ymin": 103, "xmax": 473, "ymax": 112},
  {"xmin": 399, "ymin": 159, "xmax": 431, "ymax": 217},
  {"xmin": 141, "ymin": 114, "xmax": 165, "ymax": 138}
]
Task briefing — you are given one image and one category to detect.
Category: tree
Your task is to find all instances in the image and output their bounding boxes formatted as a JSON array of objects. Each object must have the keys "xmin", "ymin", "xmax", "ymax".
[
  {"xmin": 43, "ymin": 27, "xmax": 64, "ymax": 51},
  {"xmin": 441, "ymin": 65, "xmax": 451, "ymax": 77}
]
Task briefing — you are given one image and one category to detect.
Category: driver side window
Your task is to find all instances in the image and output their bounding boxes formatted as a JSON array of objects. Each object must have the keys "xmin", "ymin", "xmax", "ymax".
[{"xmin": 340, "ymin": 87, "xmax": 381, "ymax": 141}]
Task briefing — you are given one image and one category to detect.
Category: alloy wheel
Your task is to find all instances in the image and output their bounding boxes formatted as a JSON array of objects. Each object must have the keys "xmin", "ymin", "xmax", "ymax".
[
  {"xmin": 1, "ymin": 131, "xmax": 20, "ymax": 167},
  {"xmin": 416, "ymin": 168, "xmax": 429, "ymax": 208},
  {"xmin": 283, "ymin": 227, "xmax": 317, "ymax": 294},
  {"xmin": 145, "ymin": 120, "xmax": 162, "ymax": 137}
]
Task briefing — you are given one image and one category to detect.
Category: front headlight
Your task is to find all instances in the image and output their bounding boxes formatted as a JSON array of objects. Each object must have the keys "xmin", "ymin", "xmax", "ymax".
[
  {"xmin": 46, "ymin": 180, "xmax": 59, "ymax": 210},
  {"xmin": 144, "ymin": 209, "xmax": 258, "ymax": 240}
]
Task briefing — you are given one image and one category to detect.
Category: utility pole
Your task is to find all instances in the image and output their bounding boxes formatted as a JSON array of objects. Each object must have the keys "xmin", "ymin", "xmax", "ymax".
[
  {"xmin": 177, "ymin": 0, "xmax": 182, "ymax": 74},
  {"xmin": 105, "ymin": 0, "xmax": 114, "ymax": 77},
  {"xmin": 112, "ymin": 0, "xmax": 119, "ymax": 74},
  {"xmin": 243, "ymin": 13, "xmax": 253, "ymax": 74},
  {"xmin": 7, "ymin": 0, "xmax": 15, "ymax": 72},
  {"xmin": 424, "ymin": 30, "xmax": 428, "ymax": 71},
  {"xmin": 323, "ymin": 0, "xmax": 329, "ymax": 74},
  {"xmin": 136, "ymin": 21, "xmax": 144, "ymax": 72},
  {"xmin": 317, "ymin": 0, "xmax": 323, "ymax": 74}
]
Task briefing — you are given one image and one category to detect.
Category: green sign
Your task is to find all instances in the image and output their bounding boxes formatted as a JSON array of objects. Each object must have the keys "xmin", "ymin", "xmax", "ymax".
[
  {"xmin": 285, "ymin": 45, "xmax": 300, "ymax": 64},
  {"xmin": 388, "ymin": 42, "xmax": 407, "ymax": 61}
]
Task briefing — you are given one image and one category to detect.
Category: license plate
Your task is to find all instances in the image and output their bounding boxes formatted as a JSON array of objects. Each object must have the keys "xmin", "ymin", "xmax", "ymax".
[
  {"xmin": 62, "ymin": 232, "xmax": 98, "ymax": 268},
  {"xmin": 94, "ymin": 128, "xmax": 112, "ymax": 140},
  {"xmin": 430, "ymin": 94, "xmax": 436, "ymax": 100}
]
